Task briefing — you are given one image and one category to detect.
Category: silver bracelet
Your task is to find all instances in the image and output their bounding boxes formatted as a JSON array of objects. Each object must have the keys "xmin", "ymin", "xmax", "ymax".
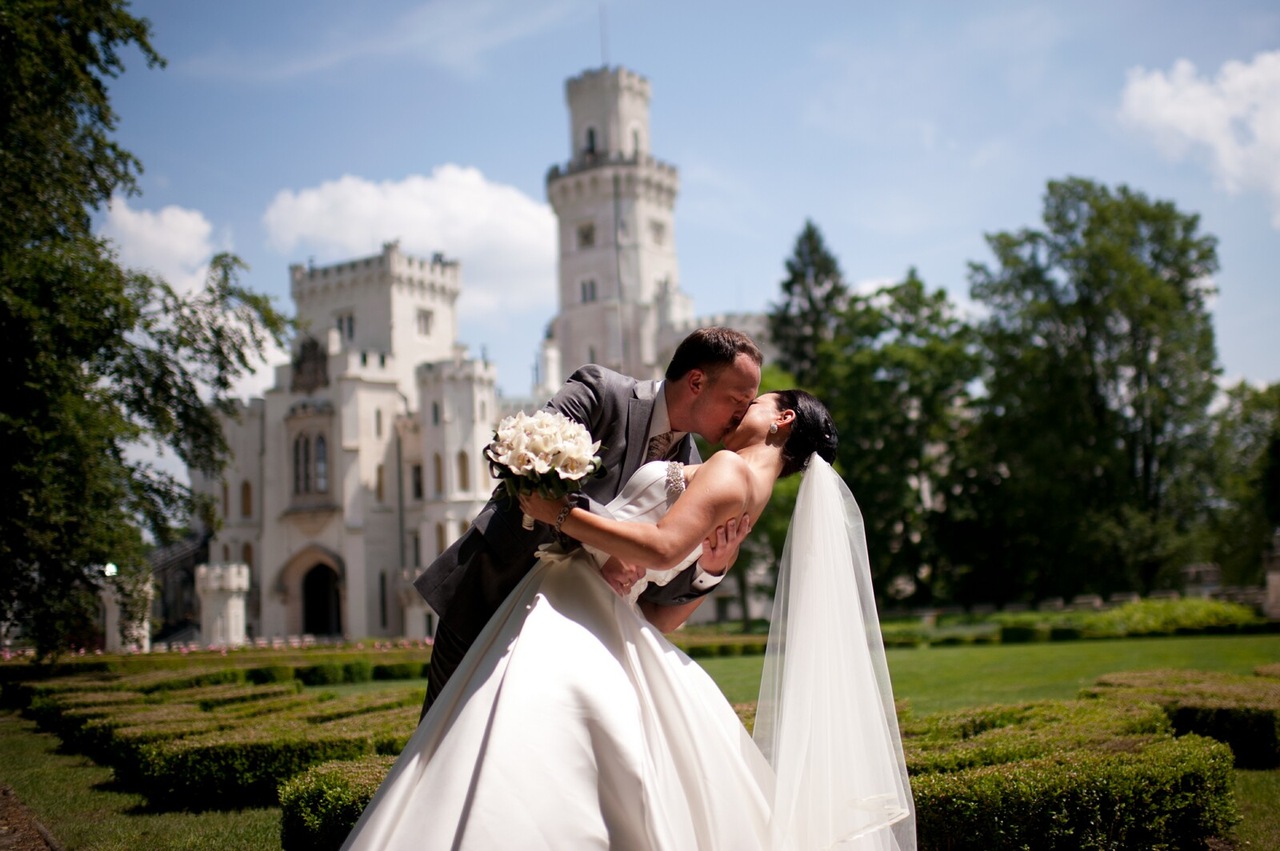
[{"xmin": 553, "ymin": 502, "xmax": 574, "ymax": 536}]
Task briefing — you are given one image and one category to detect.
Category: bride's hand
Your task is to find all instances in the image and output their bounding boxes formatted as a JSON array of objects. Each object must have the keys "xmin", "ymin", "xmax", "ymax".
[
  {"xmin": 517, "ymin": 493, "xmax": 565, "ymax": 526},
  {"xmin": 600, "ymin": 556, "xmax": 646, "ymax": 596}
]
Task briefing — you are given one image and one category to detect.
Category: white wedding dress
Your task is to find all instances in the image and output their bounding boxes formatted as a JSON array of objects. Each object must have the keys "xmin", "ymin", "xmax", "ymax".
[{"xmin": 342, "ymin": 459, "xmax": 914, "ymax": 850}]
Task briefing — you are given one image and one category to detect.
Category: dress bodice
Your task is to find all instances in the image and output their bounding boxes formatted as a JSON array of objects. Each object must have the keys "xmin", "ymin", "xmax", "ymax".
[{"xmin": 580, "ymin": 461, "xmax": 701, "ymax": 601}]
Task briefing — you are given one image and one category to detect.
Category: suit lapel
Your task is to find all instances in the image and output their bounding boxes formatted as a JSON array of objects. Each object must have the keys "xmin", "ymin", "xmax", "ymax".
[{"xmin": 619, "ymin": 381, "xmax": 658, "ymax": 489}]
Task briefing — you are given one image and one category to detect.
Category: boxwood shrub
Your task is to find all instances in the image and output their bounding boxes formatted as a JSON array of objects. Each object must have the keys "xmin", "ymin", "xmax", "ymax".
[
  {"xmin": 1082, "ymin": 668, "xmax": 1280, "ymax": 768},
  {"xmin": 912, "ymin": 736, "xmax": 1235, "ymax": 850},
  {"xmin": 279, "ymin": 756, "xmax": 395, "ymax": 851}
]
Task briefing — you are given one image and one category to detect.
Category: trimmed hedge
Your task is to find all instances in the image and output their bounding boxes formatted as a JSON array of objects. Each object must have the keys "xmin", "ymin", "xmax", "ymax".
[
  {"xmin": 1082, "ymin": 668, "xmax": 1280, "ymax": 768},
  {"xmin": 277, "ymin": 697, "xmax": 1239, "ymax": 849},
  {"xmin": 134, "ymin": 724, "xmax": 381, "ymax": 809},
  {"xmin": 913, "ymin": 736, "xmax": 1235, "ymax": 850},
  {"xmin": 279, "ymin": 756, "xmax": 395, "ymax": 851}
]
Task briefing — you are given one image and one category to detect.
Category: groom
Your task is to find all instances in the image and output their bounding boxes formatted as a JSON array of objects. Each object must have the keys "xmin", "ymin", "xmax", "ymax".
[{"xmin": 415, "ymin": 326, "xmax": 764, "ymax": 716}]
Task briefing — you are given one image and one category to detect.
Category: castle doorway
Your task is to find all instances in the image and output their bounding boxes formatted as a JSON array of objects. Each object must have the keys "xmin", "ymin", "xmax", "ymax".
[{"xmin": 302, "ymin": 564, "xmax": 342, "ymax": 636}]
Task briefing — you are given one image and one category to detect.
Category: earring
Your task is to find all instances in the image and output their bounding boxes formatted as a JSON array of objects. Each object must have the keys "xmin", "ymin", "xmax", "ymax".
[{"xmin": 769, "ymin": 423, "xmax": 778, "ymax": 435}]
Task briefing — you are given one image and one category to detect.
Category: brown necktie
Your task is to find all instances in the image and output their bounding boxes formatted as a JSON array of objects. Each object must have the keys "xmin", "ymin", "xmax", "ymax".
[{"xmin": 645, "ymin": 431, "xmax": 676, "ymax": 462}]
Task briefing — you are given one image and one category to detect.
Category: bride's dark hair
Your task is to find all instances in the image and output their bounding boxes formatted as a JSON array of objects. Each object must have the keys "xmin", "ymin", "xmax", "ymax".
[{"xmin": 774, "ymin": 389, "xmax": 838, "ymax": 477}]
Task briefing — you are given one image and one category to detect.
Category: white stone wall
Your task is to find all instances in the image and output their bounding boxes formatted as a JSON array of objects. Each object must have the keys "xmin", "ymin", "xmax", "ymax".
[
  {"xmin": 190, "ymin": 241, "xmax": 495, "ymax": 645},
  {"xmin": 546, "ymin": 66, "xmax": 688, "ymax": 385}
]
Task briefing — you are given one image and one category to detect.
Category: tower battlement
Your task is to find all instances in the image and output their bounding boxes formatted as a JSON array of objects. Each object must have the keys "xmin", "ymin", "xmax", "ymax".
[{"xmin": 289, "ymin": 240, "xmax": 460, "ymax": 303}]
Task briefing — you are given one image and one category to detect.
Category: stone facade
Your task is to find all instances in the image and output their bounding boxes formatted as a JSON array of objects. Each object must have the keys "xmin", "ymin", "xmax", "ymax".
[{"xmin": 191, "ymin": 241, "xmax": 496, "ymax": 642}]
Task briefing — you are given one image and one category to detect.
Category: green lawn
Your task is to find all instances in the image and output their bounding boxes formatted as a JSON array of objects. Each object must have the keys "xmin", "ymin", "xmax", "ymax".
[
  {"xmin": 1, "ymin": 632, "xmax": 1277, "ymax": 849},
  {"xmin": 0, "ymin": 713, "xmax": 279, "ymax": 851},
  {"xmin": 701, "ymin": 633, "xmax": 1280, "ymax": 711}
]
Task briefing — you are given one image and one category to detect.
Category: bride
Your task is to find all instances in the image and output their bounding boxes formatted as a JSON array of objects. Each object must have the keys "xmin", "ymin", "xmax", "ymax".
[{"xmin": 341, "ymin": 390, "xmax": 915, "ymax": 850}]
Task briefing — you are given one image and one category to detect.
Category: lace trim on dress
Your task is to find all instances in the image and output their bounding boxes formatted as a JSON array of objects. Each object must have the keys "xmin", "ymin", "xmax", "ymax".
[{"xmin": 664, "ymin": 461, "xmax": 686, "ymax": 495}]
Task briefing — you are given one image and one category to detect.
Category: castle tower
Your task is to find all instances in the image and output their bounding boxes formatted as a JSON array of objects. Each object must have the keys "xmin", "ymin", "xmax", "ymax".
[
  {"xmin": 542, "ymin": 67, "xmax": 693, "ymax": 389},
  {"xmin": 289, "ymin": 240, "xmax": 460, "ymax": 412}
]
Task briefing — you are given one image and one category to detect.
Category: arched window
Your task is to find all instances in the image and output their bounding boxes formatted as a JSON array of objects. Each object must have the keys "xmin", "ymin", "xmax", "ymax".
[
  {"xmin": 375, "ymin": 409, "xmax": 383, "ymax": 437},
  {"xmin": 240, "ymin": 480, "xmax": 252, "ymax": 518},
  {"xmin": 242, "ymin": 542, "xmax": 254, "ymax": 569},
  {"xmin": 585, "ymin": 127, "xmax": 597, "ymax": 155},
  {"xmin": 221, "ymin": 481, "xmax": 229, "ymax": 518},
  {"xmin": 376, "ymin": 464, "xmax": 385, "ymax": 503},
  {"xmin": 457, "ymin": 451, "xmax": 470, "ymax": 491},
  {"xmin": 436, "ymin": 522, "xmax": 447, "ymax": 556},
  {"xmin": 432, "ymin": 402, "xmax": 440, "ymax": 426},
  {"xmin": 222, "ymin": 543, "xmax": 231, "ymax": 562},
  {"xmin": 314, "ymin": 434, "xmax": 328, "ymax": 493},
  {"xmin": 294, "ymin": 434, "xmax": 311, "ymax": 494},
  {"xmin": 433, "ymin": 453, "xmax": 444, "ymax": 496}
]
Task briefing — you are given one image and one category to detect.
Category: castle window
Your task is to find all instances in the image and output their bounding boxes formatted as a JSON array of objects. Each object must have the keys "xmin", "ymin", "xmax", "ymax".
[
  {"xmin": 650, "ymin": 220, "xmax": 665, "ymax": 246},
  {"xmin": 242, "ymin": 542, "xmax": 254, "ymax": 569},
  {"xmin": 432, "ymin": 402, "xmax": 440, "ymax": 426},
  {"xmin": 293, "ymin": 435, "xmax": 311, "ymax": 494},
  {"xmin": 412, "ymin": 464, "xmax": 424, "ymax": 500},
  {"xmin": 436, "ymin": 522, "xmax": 447, "ymax": 556},
  {"xmin": 584, "ymin": 127, "xmax": 597, "ymax": 155},
  {"xmin": 580, "ymin": 279, "xmax": 597, "ymax": 303},
  {"xmin": 376, "ymin": 464, "xmax": 385, "ymax": 503},
  {"xmin": 336, "ymin": 312, "xmax": 355, "ymax": 340},
  {"xmin": 379, "ymin": 571, "xmax": 388, "ymax": 629},
  {"xmin": 223, "ymin": 543, "xmax": 230, "ymax": 562},
  {"xmin": 577, "ymin": 223, "xmax": 595, "ymax": 249},
  {"xmin": 433, "ymin": 453, "xmax": 444, "ymax": 496},
  {"xmin": 315, "ymin": 435, "xmax": 328, "ymax": 493},
  {"xmin": 417, "ymin": 309, "xmax": 434, "ymax": 336},
  {"xmin": 221, "ymin": 481, "xmax": 229, "ymax": 518},
  {"xmin": 240, "ymin": 480, "xmax": 252, "ymax": 518},
  {"xmin": 375, "ymin": 409, "xmax": 383, "ymax": 438},
  {"xmin": 457, "ymin": 451, "xmax": 470, "ymax": 491},
  {"xmin": 412, "ymin": 532, "xmax": 421, "ymax": 567}
]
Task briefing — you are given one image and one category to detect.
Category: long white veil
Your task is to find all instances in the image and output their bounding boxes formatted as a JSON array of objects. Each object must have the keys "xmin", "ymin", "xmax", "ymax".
[{"xmin": 753, "ymin": 455, "xmax": 916, "ymax": 850}]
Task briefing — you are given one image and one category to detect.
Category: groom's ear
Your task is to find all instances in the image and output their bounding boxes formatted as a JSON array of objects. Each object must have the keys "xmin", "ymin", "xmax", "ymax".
[{"xmin": 685, "ymin": 368, "xmax": 706, "ymax": 396}]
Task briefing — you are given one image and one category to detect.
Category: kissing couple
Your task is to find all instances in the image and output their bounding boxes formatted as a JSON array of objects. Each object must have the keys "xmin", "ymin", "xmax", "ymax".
[{"xmin": 343, "ymin": 327, "xmax": 916, "ymax": 850}]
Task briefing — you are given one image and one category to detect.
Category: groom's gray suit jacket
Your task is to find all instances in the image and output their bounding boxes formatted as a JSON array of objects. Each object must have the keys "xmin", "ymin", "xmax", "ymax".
[{"xmin": 413, "ymin": 364, "xmax": 710, "ymax": 638}]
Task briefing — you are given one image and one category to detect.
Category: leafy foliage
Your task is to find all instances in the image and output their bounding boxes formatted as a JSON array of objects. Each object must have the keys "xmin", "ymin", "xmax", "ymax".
[
  {"xmin": 815, "ymin": 268, "xmax": 980, "ymax": 603},
  {"xmin": 767, "ymin": 219, "xmax": 849, "ymax": 387},
  {"xmin": 955, "ymin": 177, "xmax": 1220, "ymax": 601},
  {"xmin": 0, "ymin": 1, "xmax": 289, "ymax": 658}
]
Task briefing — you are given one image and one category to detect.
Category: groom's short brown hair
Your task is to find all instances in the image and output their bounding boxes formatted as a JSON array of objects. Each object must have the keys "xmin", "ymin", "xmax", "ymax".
[{"xmin": 665, "ymin": 327, "xmax": 763, "ymax": 381}]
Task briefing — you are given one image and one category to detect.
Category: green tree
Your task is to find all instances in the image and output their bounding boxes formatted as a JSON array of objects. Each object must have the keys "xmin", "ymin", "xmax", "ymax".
[
  {"xmin": 767, "ymin": 220, "xmax": 849, "ymax": 387},
  {"xmin": 814, "ymin": 269, "xmax": 979, "ymax": 603},
  {"xmin": 960, "ymin": 177, "xmax": 1219, "ymax": 600},
  {"xmin": 0, "ymin": 1, "xmax": 289, "ymax": 657},
  {"xmin": 1205, "ymin": 381, "xmax": 1280, "ymax": 585}
]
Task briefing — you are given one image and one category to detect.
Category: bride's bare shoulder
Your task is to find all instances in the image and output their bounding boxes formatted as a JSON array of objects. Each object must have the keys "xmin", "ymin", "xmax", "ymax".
[{"xmin": 682, "ymin": 450, "xmax": 747, "ymax": 487}]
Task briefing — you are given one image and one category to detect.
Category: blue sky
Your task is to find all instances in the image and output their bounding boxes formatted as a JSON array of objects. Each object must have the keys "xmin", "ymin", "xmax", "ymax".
[{"xmin": 103, "ymin": 0, "xmax": 1280, "ymax": 399}]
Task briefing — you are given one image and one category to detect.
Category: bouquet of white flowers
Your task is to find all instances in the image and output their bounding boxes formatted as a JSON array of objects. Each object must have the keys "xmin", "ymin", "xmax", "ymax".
[{"xmin": 485, "ymin": 410, "xmax": 605, "ymax": 529}]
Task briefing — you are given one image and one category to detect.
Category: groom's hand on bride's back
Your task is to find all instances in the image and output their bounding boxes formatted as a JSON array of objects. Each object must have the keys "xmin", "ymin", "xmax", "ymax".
[{"xmin": 701, "ymin": 514, "xmax": 751, "ymax": 578}]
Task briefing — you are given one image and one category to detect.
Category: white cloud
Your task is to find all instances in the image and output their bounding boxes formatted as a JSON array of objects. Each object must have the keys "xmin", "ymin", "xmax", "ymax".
[
  {"xmin": 99, "ymin": 197, "xmax": 289, "ymax": 403},
  {"xmin": 101, "ymin": 197, "xmax": 217, "ymax": 294},
  {"xmin": 262, "ymin": 164, "xmax": 557, "ymax": 322},
  {"xmin": 1120, "ymin": 50, "xmax": 1280, "ymax": 227}
]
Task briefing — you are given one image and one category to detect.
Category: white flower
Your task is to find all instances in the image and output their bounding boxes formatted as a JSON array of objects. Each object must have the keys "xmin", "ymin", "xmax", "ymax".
[{"xmin": 486, "ymin": 410, "xmax": 603, "ymax": 498}]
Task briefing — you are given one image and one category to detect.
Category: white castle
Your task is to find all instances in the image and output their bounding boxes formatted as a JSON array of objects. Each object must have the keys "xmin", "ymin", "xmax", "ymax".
[{"xmin": 169, "ymin": 66, "xmax": 769, "ymax": 645}]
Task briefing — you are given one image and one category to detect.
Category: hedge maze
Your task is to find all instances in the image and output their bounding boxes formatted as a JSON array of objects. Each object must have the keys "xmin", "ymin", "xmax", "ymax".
[{"xmin": 3, "ymin": 652, "xmax": 1276, "ymax": 850}]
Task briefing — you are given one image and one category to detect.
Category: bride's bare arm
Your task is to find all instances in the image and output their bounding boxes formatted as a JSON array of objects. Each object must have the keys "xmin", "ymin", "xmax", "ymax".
[{"xmin": 519, "ymin": 454, "xmax": 750, "ymax": 570}]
